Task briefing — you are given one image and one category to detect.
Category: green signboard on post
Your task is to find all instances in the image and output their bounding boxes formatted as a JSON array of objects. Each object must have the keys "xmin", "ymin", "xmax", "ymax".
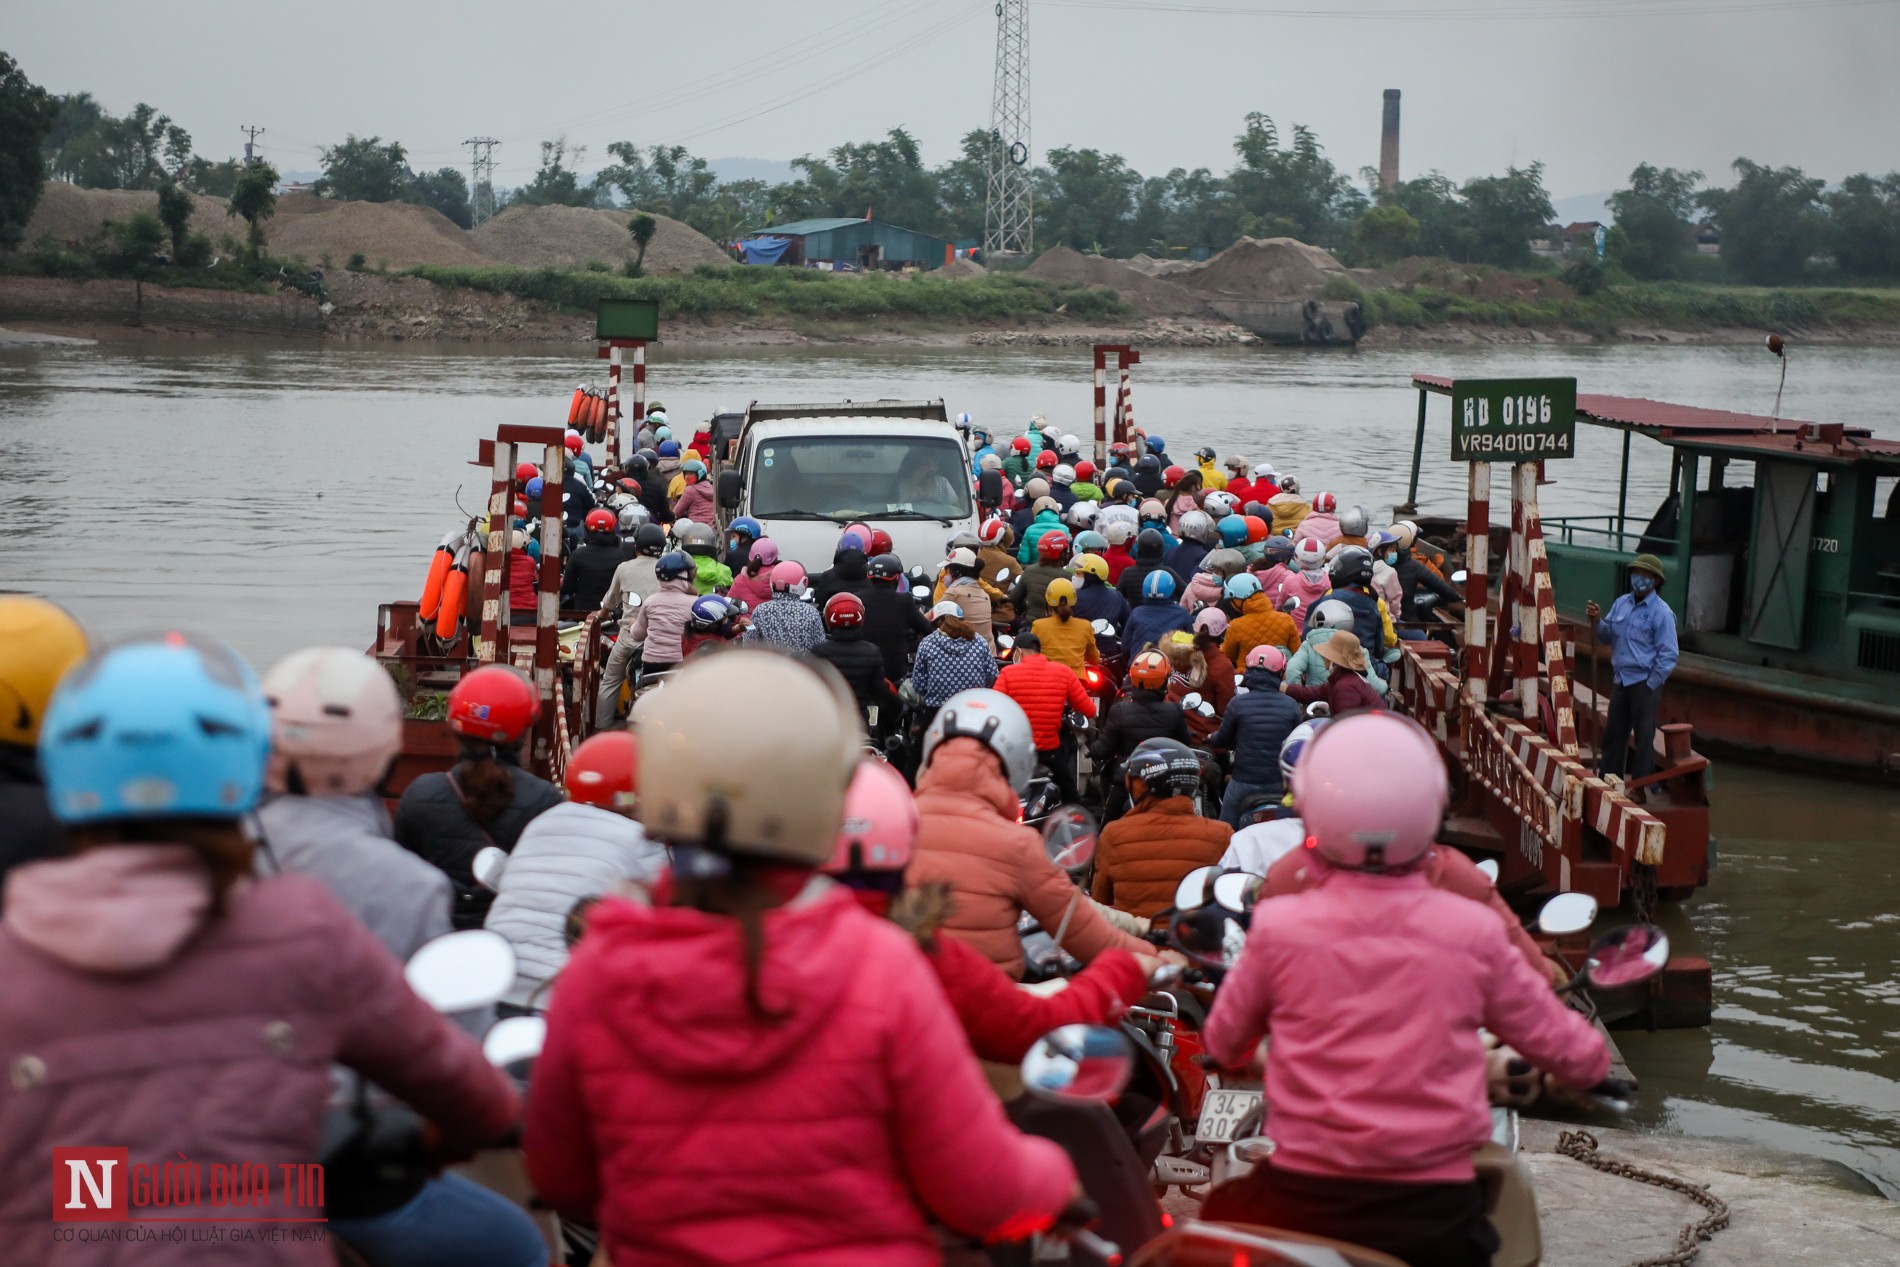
[
  {"xmin": 596, "ymin": 298, "xmax": 660, "ymax": 341},
  {"xmin": 1449, "ymin": 377, "xmax": 1577, "ymax": 462}
]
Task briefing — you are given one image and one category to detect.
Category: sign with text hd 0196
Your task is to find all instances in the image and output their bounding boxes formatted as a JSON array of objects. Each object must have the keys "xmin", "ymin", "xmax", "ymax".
[{"xmin": 1448, "ymin": 377, "xmax": 1577, "ymax": 462}]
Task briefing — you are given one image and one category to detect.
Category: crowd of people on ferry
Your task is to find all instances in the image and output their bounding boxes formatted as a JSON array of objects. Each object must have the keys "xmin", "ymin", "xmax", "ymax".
[{"xmin": 0, "ymin": 402, "xmax": 1666, "ymax": 1267}]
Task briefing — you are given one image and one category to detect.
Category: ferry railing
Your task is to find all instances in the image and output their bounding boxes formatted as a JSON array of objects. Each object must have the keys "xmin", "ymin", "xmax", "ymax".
[{"xmin": 1542, "ymin": 515, "xmax": 1650, "ymax": 553}]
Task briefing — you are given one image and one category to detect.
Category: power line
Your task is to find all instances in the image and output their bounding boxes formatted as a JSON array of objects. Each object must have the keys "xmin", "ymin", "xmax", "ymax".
[
  {"xmin": 464, "ymin": 138, "xmax": 499, "ymax": 225},
  {"xmin": 1035, "ymin": 0, "xmax": 1896, "ymax": 19},
  {"xmin": 240, "ymin": 125, "xmax": 265, "ymax": 165},
  {"xmin": 986, "ymin": 0, "xmax": 1033, "ymax": 257}
]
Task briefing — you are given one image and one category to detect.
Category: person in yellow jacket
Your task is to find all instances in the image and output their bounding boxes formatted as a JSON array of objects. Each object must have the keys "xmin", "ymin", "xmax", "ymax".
[
  {"xmin": 1193, "ymin": 446, "xmax": 1227, "ymax": 492},
  {"xmin": 1031, "ymin": 579, "xmax": 1101, "ymax": 677},
  {"xmin": 666, "ymin": 448, "xmax": 703, "ymax": 502}
]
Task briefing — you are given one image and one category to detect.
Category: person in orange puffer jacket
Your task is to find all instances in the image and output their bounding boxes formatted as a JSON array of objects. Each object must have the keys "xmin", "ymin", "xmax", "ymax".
[
  {"xmin": 1221, "ymin": 584, "xmax": 1302, "ymax": 666},
  {"xmin": 906, "ymin": 691, "xmax": 1151, "ymax": 979},
  {"xmin": 1092, "ymin": 737, "xmax": 1232, "ymax": 919}
]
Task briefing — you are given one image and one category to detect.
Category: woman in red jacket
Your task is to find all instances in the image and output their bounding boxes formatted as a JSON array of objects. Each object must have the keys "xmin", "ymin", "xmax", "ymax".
[{"xmin": 524, "ymin": 653, "xmax": 1078, "ymax": 1267}]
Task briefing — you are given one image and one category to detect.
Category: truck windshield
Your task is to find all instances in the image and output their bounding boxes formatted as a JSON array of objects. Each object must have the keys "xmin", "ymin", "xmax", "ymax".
[{"xmin": 750, "ymin": 435, "xmax": 972, "ymax": 521}]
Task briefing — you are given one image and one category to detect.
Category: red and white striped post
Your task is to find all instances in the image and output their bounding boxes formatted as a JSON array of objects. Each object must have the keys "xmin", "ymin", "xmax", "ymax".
[
  {"xmin": 479, "ymin": 441, "xmax": 514, "ymax": 663},
  {"xmin": 532, "ymin": 439, "xmax": 564, "ymax": 768},
  {"xmin": 1115, "ymin": 365, "xmax": 1133, "ymax": 444},
  {"xmin": 605, "ymin": 344, "xmax": 622, "ymax": 464},
  {"xmin": 1091, "ymin": 345, "xmax": 1109, "ymax": 467},
  {"xmin": 630, "ymin": 342, "xmax": 648, "ymax": 442},
  {"xmin": 1512, "ymin": 463, "xmax": 1541, "ymax": 724},
  {"xmin": 1464, "ymin": 462, "xmax": 1490, "ymax": 706},
  {"xmin": 597, "ymin": 339, "xmax": 650, "ymax": 467}
]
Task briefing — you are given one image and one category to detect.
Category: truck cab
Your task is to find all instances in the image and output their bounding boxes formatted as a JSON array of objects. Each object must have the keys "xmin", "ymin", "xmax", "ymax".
[{"xmin": 713, "ymin": 399, "xmax": 976, "ymax": 572}]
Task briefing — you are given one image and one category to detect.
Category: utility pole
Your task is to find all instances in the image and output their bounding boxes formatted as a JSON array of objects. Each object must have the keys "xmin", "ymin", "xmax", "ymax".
[
  {"xmin": 464, "ymin": 137, "xmax": 500, "ymax": 226},
  {"xmin": 983, "ymin": 0, "xmax": 1032, "ymax": 258},
  {"xmin": 240, "ymin": 126, "xmax": 265, "ymax": 165}
]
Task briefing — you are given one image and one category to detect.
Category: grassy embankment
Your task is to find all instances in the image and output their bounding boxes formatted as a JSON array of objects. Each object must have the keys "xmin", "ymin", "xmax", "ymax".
[{"xmin": 408, "ymin": 263, "xmax": 1130, "ymax": 326}]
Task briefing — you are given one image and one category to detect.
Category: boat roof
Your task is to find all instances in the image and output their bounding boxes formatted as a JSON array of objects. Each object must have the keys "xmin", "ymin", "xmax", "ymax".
[{"xmin": 1411, "ymin": 373, "xmax": 1900, "ymax": 468}]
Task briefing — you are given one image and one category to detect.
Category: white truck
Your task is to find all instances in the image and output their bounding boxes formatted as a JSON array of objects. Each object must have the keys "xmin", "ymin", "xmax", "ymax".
[{"xmin": 710, "ymin": 399, "xmax": 977, "ymax": 573}]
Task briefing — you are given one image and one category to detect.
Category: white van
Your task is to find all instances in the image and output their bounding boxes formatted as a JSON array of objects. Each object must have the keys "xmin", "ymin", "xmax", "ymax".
[{"xmin": 712, "ymin": 400, "xmax": 976, "ymax": 573}]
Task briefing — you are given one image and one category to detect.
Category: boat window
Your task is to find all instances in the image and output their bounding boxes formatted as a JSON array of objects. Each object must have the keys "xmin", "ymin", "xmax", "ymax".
[
  {"xmin": 749, "ymin": 435, "xmax": 973, "ymax": 521},
  {"xmin": 1876, "ymin": 476, "xmax": 1899, "ymax": 520}
]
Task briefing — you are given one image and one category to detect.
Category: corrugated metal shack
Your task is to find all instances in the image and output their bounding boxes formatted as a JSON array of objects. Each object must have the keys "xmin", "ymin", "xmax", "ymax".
[{"xmin": 741, "ymin": 217, "xmax": 951, "ymax": 271}]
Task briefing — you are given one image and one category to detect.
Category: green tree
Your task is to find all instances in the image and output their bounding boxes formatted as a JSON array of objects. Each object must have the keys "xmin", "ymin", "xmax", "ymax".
[
  {"xmin": 597, "ymin": 142, "xmax": 719, "ymax": 222},
  {"xmin": 1383, "ymin": 172, "xmax": 1473, "ymax": 260},
  {"xmin": 183, "ymin": 156, "xmax": 244, "ymax": 197},
  {"xmin": 1824, "ymin": 172, "xmax": 1900, "ymax": 281},
  {"xmin": 626, "ymin": 213, "xmax": 656, "ymax": 275},
  {"xmin": 776, "ymin": 129, "xmax": 943, "ymax": 233},
  {"xmin": 688, "ymin": 178, "xmax": 772, "ymax": 245},
  {"xmin": 103, "ymin": 211, "xmax": 164, "ymax": 276},
  {"xmin": 1158, "ymin": 167, "xmax": 1238, "ymax": 254},
  {"xmin": 1034, "ymin": 147, "xmax": 1141, "ymax": 252},
  {"xmin": 516, "ymin": 139, "xmax": 595, "ymax": 207},
  {"xmin": 0, "ymin": 52, "xmax": 57, "ymax": 248},
  {"xmin": 315, "ymin": 135, "xmax": 410, "ymax": 202},
  {"xmin": 227, "ymin": 161, "xmax": 278, "ymax": 254},
  {"xmin": 1699, "ymin": 159, "xmax": 1826, "ymax": 283},
  {"xmin": 1351, "ymin": 203, "xmax": 1420, "ymax": 265},
  {"xmin": 409, "ymin": 167, "xmax": 472, "ymax": 228},
  {"xmin": 53, "ymin": 102, "xmax": 190, "ymax": 190},
  {"xmin": 1460, "ymin": 163, "xmax": 1553, "ymax": 267},
  {"xmin": 931, "ymin": 130, "xmax": 992, "ymax": 245},
  {"xmin": 155, "ymin": 179, "xmax": 192, "ymax": 256},
  {"xmin": 1228, "ymin": 113, "xmax": 1365, "ymax": 244},
  {"xmin": 40, "ymin": 92, "xmax": 101, "ymax": 175},
  {"xmin": 1607, "ymin": 163, "xmax": 1702, "ymax": 280}
]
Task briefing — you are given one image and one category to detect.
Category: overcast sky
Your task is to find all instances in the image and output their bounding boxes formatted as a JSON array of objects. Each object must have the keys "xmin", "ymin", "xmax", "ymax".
[{"xmin": 11, "ymin": 0, "xmax": 1898, "ymax": 202}]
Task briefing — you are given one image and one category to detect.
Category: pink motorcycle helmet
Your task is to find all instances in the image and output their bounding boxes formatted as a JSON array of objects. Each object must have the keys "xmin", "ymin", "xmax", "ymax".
[
  {"xmin": 262, "ymin": 646, "xmax": 403, "ymax": 796},
  {"xmin": 749, "ymin": 538, "xmax": 781, "ymax": 569},
  {"xmin": 1192, "ymin": 607, "xmax": 1229, "ymax": 638},
  {"xmin": 1244, "ymin": 644, "xmax": 1287, "ymax": 673},
  {"xmin": 769, "ymin": 560, "xmax": 808, "ymax": 593},
  {"xmin": 822, "ymin": 759, "xmax": 919, "ymax": 903},
  {"xmin": 1293, "ymin": 712, "xmax": 1446, "ymax": 872}
]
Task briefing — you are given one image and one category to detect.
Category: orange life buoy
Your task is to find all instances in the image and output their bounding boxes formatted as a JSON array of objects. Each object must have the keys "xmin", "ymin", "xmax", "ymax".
[
  {"xmin": 435, "ymin": 552, "xmax": 469, "ymax": 640},
  {"xmin": 591, "ymin": 390, "xmax": 607, "ymax": 430},
  {"xmin": 567, "ymin": 386, "xmax": 586, "ymax": 426},
  {"xmin": 418, "ymin": 538, "xmax": 454, "ymax": 620}
]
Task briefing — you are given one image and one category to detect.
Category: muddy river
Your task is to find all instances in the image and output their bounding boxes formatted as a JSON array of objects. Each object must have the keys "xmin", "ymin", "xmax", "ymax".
[{"xmin": 4, "ymin": 335, "xmax": 1897, "ymax": 1193}]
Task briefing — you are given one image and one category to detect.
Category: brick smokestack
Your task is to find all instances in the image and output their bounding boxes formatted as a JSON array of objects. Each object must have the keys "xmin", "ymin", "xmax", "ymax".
[{"xmin": 1379, "ymin": 89, "xmax": 1401, "ymax": 193}]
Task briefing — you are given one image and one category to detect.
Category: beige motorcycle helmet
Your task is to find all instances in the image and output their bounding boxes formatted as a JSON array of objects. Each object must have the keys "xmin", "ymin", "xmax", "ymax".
[{"xmin": 634, "ymin": 649, "xmax": 862, "ymax": 866}]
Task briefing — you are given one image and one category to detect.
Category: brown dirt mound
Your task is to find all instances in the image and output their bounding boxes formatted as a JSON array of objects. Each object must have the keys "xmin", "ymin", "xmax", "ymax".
[
  {"xmin": 938, "ymin": 257, "xmax": 988, "ymax": 279},
  {"xmin": 266, "ymin": 193, "xmax": 492, "ymax": 269},
  {"xmin": 1180, "ymin": 236, "xmax": 1346, "ymax": 299},
  {"xmin": 1023, "ymin": 246, "xmax": 1211, "ymax": 317},
  {"xmin": 470, "ymin": 205, "xmax": 731, "ymax": 274},
  {"xmin": 24, "ymin": 182, "xmax": 231, "ymax": 246}
]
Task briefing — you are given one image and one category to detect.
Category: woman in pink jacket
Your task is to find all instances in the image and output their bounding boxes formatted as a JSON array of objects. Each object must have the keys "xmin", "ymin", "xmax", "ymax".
[
  {"xmin": 625, "ymin": 551, "xmax": 700, "ymax": 670},
  {"xmin": 0, "ymin": 634, "xmax": 527, "ymax": 1267},
  {"xmin": 524, "ymin": 653, "xmax": 1077, "ymax": 1267},
  {"xmin": 1201, "ymin": 713, "xmax": 1611, "ymax": 1267}
]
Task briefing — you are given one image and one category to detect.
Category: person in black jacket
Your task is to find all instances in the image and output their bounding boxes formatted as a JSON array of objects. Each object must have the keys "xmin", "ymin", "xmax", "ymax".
[
  {"xmin": 395, "ymin": 720, "xmax": 563, "ymax": 930},
  {"xmin": 560, "ymin": 457, "xmax": 596, "ymax": 543},
  {"xmin": 809, "ymin": 593, "xmax": 893, "ymax": 731},
  {"xmin": 1320, "ymin": 548, "xmax": 1391, "ymax": 679},
  {"xmin": 627, "ymin": 454, "xmax": 672, "ymax": 526},
  {"xmin": 561, "ymin": 513, "xmax": 626, "ymax": 613},
  {"xmin": 0, "ymin": 597, "xmax": 87, "ymax": 894},
  {"xmin": 1093, "ymin": 649, "xmax": 1190, "ymax": 821},
  {"xmin": 1389, "ymin": 525, "xmax": 1463, "ymax": 622},
  {"xmin": 812, "ymin": 544, "xmax": 874, "ymax": 606},
  {"xmin": 1132, "ymin": 453, "xmax": 1165, "ymax": 498},
  {"xmin": 861, "ymin": 555, "xmax": 933, "ymax": 681},
  {"xmin": 1209, "ymin": 646, "xmax": 1304, "ymax": 828},
  {"xmin": 1117, "ymin": 529, "xmax": 1186, "ymax": 607}
]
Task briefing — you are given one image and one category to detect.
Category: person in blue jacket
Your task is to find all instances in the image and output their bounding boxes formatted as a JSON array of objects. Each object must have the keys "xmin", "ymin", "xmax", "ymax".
[{"xmin": 1585, "ymin": 553, "xmax": 1679, "ymax": 785}]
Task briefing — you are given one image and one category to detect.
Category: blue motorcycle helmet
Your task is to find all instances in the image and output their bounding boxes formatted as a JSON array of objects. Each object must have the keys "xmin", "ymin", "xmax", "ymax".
[
  {"xmin": 1217, "ymin": 516, "xmax": 1250, "ymax": 548},
  {"xmin": 1142, "ymin": 570, "xmax": 1178, "ymax": 601},
  {"xmin": 1146, "ymin": 436, "xmax": 1166, "ymax": 455},
  {"xmin": 39, "ymin": 633, "xmax": 271, "ymax": 825},
  {"xmin": 1224, "ymin": 573, "xmax": 1263, "ymax": 602},
  {"xmin": 730, "ymin": 516, "xmax": 763, "ymax": 542},
  {"xmin": 524, "ymin": 476, "xmax": 545, "ymax": 500},
  {"xmin": 658, "ymin": 440, "xmax": 681, "ymax": 458},
  {"xmin": 655, "ymin": 549, "xmax": 695, "ymax": 581}
]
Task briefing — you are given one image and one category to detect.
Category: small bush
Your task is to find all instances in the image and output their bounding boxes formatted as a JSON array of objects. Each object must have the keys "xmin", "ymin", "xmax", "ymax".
[
  {"xmin": 176, "ymin": 233, "xmax": 213, "ymax": 269},
  {"xmin": 584, "ymin": 260, "xmax": 610, "ymax": 273},
  {"xmin": 347, "ymin": 252, "xmax": 366, "ymax": 271}
]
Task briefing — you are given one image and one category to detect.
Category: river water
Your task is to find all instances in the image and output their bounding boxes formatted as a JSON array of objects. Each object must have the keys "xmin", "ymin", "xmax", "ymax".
[{"xmin": 3, "ymin": 335, "xmax": 1898, "ymax": 1192}]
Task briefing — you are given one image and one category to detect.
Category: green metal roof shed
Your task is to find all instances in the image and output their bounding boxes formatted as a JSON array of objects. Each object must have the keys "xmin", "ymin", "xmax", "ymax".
[{"xmin": 743, "ymin": 217, "xmax": 951, "ymax": 270}]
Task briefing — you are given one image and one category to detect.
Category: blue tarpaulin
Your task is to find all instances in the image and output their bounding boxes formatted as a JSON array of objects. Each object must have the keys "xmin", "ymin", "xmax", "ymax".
[{"xmin": 741, "ymin": 236, "xmax": 793, "ymax": 265}]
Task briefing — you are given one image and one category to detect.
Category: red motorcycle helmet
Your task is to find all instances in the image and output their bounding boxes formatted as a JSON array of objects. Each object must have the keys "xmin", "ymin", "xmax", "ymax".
[
  {"xmin": 564, "ymin": 432, "xmax": 584, "ymax": 454},
  {"xmin": 1163, "ymin": 464, "xmax": 1187, "ymax": 487},
  {"xmin": 1074, "ymin": 460, "xmax": 1096, "ymax": 482},
  {"xmin": 1037, "ymin": 530, "xmax": 1073, "ymax": 562},
  {"xmin": 1036, "ymin": 450, "xmax": 1059, "ymax": 471},
  {"xmin": 1012, "ymin": 436, "xmax": 1033, "ymax": 454},
  {"xmin": 823, "ymin": 592, "xmax": 866, "ymax": 629},
  {"xmin": 515, "ymin": 462, "xmax": 539, "ymax": 483},
  {"xmin": 565, "ymin": 730, "xmax": 637, "ymax": 809},
  {"xmin": 1244, "ymin": 514, "xmax": 1270, "ymax": 543},
  {"xmin": 447, "ymin": 665, "xmax": 540, "ymax": 746},
  {"xmin": 1128, "ymin": 650, "xmax": 1170, "ymax": 690},
  {"xmin": 512, "ymin": 498, "xmax": 529, "ymax": 519},
  {"xmin": 584, "ymin": 508, "xmax": 616, "ymax": 533},
  {"xmin": 866, "ymin": 528, "xmax": 895, "ymax": 558}
]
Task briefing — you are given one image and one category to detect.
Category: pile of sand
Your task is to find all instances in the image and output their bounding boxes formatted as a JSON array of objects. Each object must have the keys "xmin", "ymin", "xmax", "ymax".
[
  {"xmin": 937, "ymin": 257, "xmax": 988, "ymax": 280},
  {"xmin": 267, "ymin": 193, "xmax": 492, "ymax": 269},
  {"xmin": 471, "ymin": 205, "xmax": 732, "ymax": 274},
  {"xmin": 24, "ymin": 182, "xmax": 231, "ymax": 246},
  {"xmin": 1180, "ymin": 236, "xmax": 1347, "ymax": 299},
  {"xmin": 1126, "ymin": 253, "xmax": 1198, "ymax": 277},
  {"xmin": 1023, "ymin": 246, "xmax": 1211, "ymax": 317}
]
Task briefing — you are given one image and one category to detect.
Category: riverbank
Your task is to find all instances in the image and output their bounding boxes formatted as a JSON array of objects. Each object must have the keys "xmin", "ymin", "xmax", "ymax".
[{"xmin": 5, "ymin": 270, "xmax": 1900, "ymax": 349}]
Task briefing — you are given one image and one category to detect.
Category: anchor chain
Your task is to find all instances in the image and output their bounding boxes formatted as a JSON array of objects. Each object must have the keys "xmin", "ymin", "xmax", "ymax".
[
  {"xmin": 1630, "ymin": 860, "xmax": 1660, "ymax": 928},
  {"xmin": 1555, "ymin": 1130, "xmax": 1729, "ymax": 1267}
]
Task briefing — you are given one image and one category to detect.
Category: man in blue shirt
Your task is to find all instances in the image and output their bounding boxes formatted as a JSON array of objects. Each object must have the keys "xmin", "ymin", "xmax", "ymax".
[{"xmin": 1585, "ymin": 553, "xmax": 1680, "ymax": 784}]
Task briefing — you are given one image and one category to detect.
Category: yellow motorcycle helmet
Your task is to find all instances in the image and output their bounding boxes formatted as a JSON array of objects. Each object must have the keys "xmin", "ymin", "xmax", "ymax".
[{"xmin": 0, "ymin": 597, "xmax": 89, "ymax": 746}]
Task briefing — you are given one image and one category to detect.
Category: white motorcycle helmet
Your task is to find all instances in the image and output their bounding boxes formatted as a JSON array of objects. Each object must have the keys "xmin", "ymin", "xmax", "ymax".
[
  {"xmin": 618, "ymin": 503, "xmax": 652, "ymax": 533},
  {"xmin": 1203, "ymin": 491, "xmax": 1238, "ymax": 520},
  {"xmin": 1177, "ymin": 510, "xmax": 1217, "ymax": 546},
  {"xmin": 1338, "ymin": 504, "xmax": 1369, "ymax": 538},
  {"xmin": 1311, "ymin": 598, "xmax": 1356, "ymax": 631},
  {"xmin": 921, "ymin": 688, "xmax": 1036, "ymax": 796},
  {"xmin": 1065, "ymin": 501, "xmax": 1099, "ymax": 530}
]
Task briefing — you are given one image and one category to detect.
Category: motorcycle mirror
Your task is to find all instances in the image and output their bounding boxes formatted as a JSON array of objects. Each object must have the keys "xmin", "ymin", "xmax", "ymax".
[
  {"xmin": 1172, "ymin": 864, "xmax": 1222, "ymax": 913},
  {"xmin": 471, "ymin": 846, "xmax": 508, "ymax": 893},
  {"xmin": 1020, "ymin": 1024, "xmax": 1134, "ymax": 1105},
  {"xmin": 1234, "ymin": 673, "xmax": 1245, "ymax": 687},
  {"xmin": 1537, "ymin": 892, "xmax": 1599, "ymax": 937},
  {"xmin": 1584, "ymin": 924, "xmax": 1671, "ymax": 990},
  {"xmin": 911, "ymin": 585, "xmax": 931, "ymax": 601},
  {"xmin": 1475, "ymin": 859, "xmax": 1500, "ymax": 886},
  {"xmin": 405, "ymin": 930, "xmax": 517, "ymax": 1014},
  {"xmin": 482, "ymin": 1015, "xmax": 547, "ymax": 1068},
  {"xmin": 1452, "ymin": 570, "xmax": 1469, "ymax": 584},
  {"xmin": 997, "ymin": 568, "xmax": 1011, "ymax": 584},
  {"xmin": 1091, "ymin": 619, "xmax": 1112, "ymax": 636},
  {"xmin": 996, "ymin": 634, "xmax": 1015, "ymax": 651},
  {"xmin": 1169, "ymin": 905, "xmax": 1248, "ymax": 972},
  {"xmin": 624, "ymin": 592, "xmax": 643, "ymax": 610},
  {"xmin": 1282, "ymin": 598, "xmax": 1300, "ymax": 613},
  {"xmin": 1042, "ymin": 804, "xmax": 1099, "ymax": 872},
  {"xmin": 1305, "ymin": 701, "xmax": 1331, "ymax": 718},
  {"xmin": 1182, "ymin": 691, "xmax": 1204, "ymax": 710},
  {"xmin": 1211, "ymin": 870, "xmax": 1263, "ymax": 915}
]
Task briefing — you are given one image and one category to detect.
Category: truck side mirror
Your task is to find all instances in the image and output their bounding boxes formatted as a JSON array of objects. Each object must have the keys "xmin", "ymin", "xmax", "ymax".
[{"xmin": 717, "ymin": 470, "xmax": 741, "ymax": 510}]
